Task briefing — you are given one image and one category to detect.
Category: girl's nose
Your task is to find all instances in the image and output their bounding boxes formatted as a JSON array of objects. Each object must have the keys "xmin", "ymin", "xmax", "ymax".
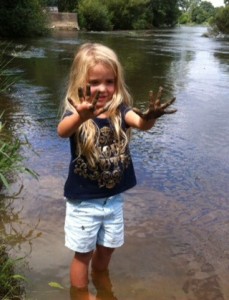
[{"xmin": 98, "ymin": 83, "xmax": 106, "ymax": 92}]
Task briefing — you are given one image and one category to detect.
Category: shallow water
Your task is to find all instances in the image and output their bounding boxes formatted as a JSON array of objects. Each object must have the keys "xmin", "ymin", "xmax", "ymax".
[{"xmin": 0, "ymin": 26, "xmax": 229, "ymax": 300}]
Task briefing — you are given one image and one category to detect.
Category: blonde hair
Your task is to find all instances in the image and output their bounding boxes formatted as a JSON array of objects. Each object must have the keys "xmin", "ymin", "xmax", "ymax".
[{"xmin": 62, "ymin": 43, "xmax": 133, "ymax": 167}]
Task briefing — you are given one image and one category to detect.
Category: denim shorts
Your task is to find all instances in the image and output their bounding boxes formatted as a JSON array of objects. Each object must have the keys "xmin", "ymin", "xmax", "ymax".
[{"xmin": 64, "ymin": 194, "xmax": 124, "ymax": 253}]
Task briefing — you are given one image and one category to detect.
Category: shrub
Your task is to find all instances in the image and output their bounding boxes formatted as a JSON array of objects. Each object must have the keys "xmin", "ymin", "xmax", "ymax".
[
  {"xmin": 213, "ymin": 6, "xmax": 229, "ymax": 34},
  {"xmin": 0, "ymin": 43, "xmax": 19, "ymax": 93},
  {"xmin": 178, "ymin": 12, "xmax": 191, "ymax": 24},
  {"xmin": 107, "ymin": 0, "xmax": 151, "ymax": 30},
  {"xmin": 0, "ymin": 47, "xmax": 38, "ymax": 190},
  {"xmin": 78, "ymin": 0, "xmax": 112, "ymax": 31},
  {"xmin": 0, "ymin": 113, "xmax": 38, "ymax": 190},
  {"xmin": 58, "ymin": 0, "xmax": 78, "ymax": 12},
  {"xmin": 0, "ymin": 0, "xmax": 48, "ymax": 38},
  {"xmin": 0, "ymin": 241, "xmax": 26, "ymax": 300}
]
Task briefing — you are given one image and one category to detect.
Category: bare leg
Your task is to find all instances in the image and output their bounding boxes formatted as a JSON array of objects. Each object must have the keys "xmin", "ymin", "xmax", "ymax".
[
  {"xmin": 70, "ymin": 286, "xmax": 91, "ymax": 300},
  {"xmin": 92, "ymin": 269, "xmax": 117, "ymax": 300},
  {"xmin": 70, "ymin": 251, "xmax": 93, "ymax": 288},
  {"xmin": 91, "ymin": 245, "xmax": 115, "ymax": 272}
]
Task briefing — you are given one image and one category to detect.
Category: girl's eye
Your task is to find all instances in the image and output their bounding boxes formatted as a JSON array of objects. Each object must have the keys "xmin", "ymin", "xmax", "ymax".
[
  {"xmin": 106, "ymin": 79, "xmax": 115, "ymax": 85},
  {"xmin": 89, "ymin": 80, "xmax": 99, "ymax": 86},
  {"xmin": 88, "ymin": 79, "xmax": 115, "ymax": 86}
]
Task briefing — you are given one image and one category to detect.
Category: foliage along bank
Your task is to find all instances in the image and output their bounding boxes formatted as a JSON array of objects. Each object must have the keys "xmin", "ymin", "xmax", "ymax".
[
  {"xmin": 48, "ymin": 0, "xmax": 229, "ymax": 34},
  {"xmin": 0, "ymin": 0, "xmax": 49, "ymax": 38},
  {"xmin": 0, "ymin": 43, "xmax": 39, "ymax": 300},
  {"xmin": 0, "ymin": 0, "xmax": 229, "ymax": 37}
]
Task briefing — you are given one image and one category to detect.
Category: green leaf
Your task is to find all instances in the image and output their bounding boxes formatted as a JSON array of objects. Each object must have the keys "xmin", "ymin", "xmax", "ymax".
[
  {"xmin": 48, "ymin": 282, "xmax": 65, "ymax": 289},
  {"xmin": 0, "ymin": 172, "xmax": 9, "ymax": 188},
  {"xmin": 12, "ymin": 274, "xmax": 28, "ymax": 282}
]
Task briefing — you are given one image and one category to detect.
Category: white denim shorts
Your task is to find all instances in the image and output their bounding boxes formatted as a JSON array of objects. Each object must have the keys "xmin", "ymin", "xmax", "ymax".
[{"xmin": 64, "ymin": 194, "xmax": 124, "ymax": 253}]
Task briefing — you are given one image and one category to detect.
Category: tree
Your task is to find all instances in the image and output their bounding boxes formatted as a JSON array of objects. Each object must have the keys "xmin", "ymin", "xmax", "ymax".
[
  {"xmin": 178, "ymin": 0, "xmax": 193, "ymax": 12},
  {"xmin": 213, "ymin": 5, "xmax": 229, "ymax": 33},
  {"xmin": 106, "ymin": 0, "xmax": 152, "ymax": 30},
  {"xmin": 191, "ymin": 1, "xmax": 214, "ymax": 23},
  {"xmin": 77, "ymin": 0, "xmax": 180, "ymax": 30},
  {"xmin": 0, "ymin": 0, "xmax": 48, "ymax": 38},
  {"xmin": 178, "ymin": 0, "xmax": 201, "ymax": 12},
  {"xmin": 58, "ymin": 0, "xmax": 78, "ymax": 12},
  {"xmin": 78, "ymin": 0, "xmax": 153, "ymax": 31},
  {"xmin": 178, "ymin": 0, "xmax": 216, "ymax": 24},
  {"xmin": 78, "ymin": 0, "xmax": 112, "ymax": 30},
  {"xmin": 149, "ymin": 0, "xmax": 180, "ymax": 27}
]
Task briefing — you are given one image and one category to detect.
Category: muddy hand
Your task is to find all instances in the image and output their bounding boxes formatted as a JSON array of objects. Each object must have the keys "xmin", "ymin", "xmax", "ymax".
[
  {"xmin": 133, "ymin": 86, "xmax": 177, "ymax": 120},
  {"xmin": 68, "ymin": 85, "xmax": 109, "ymax": 120}
]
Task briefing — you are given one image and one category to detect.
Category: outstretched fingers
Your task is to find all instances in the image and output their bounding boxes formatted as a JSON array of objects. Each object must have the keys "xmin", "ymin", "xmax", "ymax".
[
  {"xmin": 162, "ymin": 96, "xmax": 176, "ymax": 107},
  {"xmin": 86, "ymin": 84, "xmax": 91, "ymax": 98},
  {"xmin": 78, "ymin": 84, "xmax": 91, "ymax": 102},
  {"xmin": 149, "ymin": 86, "xmax": 163, "ymax": 108},
  {"xmin": 133, "ymin": 86, "xmax": 177, "ymax": 120},
  {"xmin": 156, "ymin": 86, "xmax": 163, "ymax": 102},
  {"xmin": 68, "ymin": 97, "xmax": 78, "ymax": 110},
  {"xmin": 161, "ymin": 97, "xmax": 177, "ymax": 114},
  {"xmin": 163, "ymin": 108, "xmax": 177, "ymax": 114},
  {"xmin": 91, "ymin": 91, "xmax": 100, "ymax": 107},
  {"xmin": 161, "ymin": 97, "xmax": 176, "ymax": 109},
  {"xmin": 78, "ymin": 87, "xmax": 84, "ymax": 101}
]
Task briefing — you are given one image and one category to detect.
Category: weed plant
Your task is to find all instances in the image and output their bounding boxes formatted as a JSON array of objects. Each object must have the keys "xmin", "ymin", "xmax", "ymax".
[
  {"xmin": 0, "ymin": 239, "xmax": 26, "ymax": 300},
  {"xmin": 0, "ymin": 121, "xmax": 38, "ymax": 190},
  {"xmin": 0, "ymin": 43, "xmax": 37, "ymax": 299}
]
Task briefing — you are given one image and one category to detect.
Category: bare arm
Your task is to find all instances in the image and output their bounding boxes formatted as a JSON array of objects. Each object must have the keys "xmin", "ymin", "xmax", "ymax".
[
  {"xmin": 57, "ymin": 86, "xmax": 109, "ymax": 138},
  {"xmin": 125, "ymin": 109, "xmax": 156, "ymax": 130},
  {"xmin": 57, "ymin": 112, "xmax": 84, "ymax": 138}
]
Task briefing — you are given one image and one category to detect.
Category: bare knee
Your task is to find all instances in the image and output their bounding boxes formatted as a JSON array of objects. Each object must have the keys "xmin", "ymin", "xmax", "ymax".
[
  {"xmin": 92, "ymin": 245, "xmax": 115, "ymax": 271},
  {"xmin": 74, "ymin": 251, "xmax": 93, "ymax": 264},
  {"xmin": 70, "ymin": 251, "xmax": 93, "ymax": 289},
  {"xmin": 96, "ymin": 245, "xmax": 115, "ymax": 257}
]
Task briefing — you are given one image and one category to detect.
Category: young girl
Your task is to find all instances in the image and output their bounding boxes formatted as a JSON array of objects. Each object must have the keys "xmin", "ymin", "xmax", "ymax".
[{"xmin": 57, "ymin": 43, "xmax": 176, "ymax": 291}]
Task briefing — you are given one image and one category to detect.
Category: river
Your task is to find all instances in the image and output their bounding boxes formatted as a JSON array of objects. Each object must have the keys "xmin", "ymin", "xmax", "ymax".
[{"xmin": 0, "ymin": 26, "xmax": 229, "ymax": 300}]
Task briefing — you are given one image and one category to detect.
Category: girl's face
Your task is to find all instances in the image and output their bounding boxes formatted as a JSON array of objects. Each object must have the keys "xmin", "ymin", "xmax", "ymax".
[{"xmin": 87, "ymin": 63, "xmax": 116, "ymax": 109}]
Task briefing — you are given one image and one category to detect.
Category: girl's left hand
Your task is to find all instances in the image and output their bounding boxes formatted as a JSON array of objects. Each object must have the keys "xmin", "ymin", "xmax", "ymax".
[{"xmin": 133, "ymin": 87, "xmax": 177, "ymax": 120}]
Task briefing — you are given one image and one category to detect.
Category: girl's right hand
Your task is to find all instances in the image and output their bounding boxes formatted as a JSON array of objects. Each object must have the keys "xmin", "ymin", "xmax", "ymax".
[{"xmin": 68, "ymin": 84, "xmax": 108, "ymax": 122}]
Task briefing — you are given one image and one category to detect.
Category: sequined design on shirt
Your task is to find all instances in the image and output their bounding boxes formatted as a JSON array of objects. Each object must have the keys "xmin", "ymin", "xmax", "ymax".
[{"xmin": 74, "ymin": 126, "xmax": 131, "ymax": 189}]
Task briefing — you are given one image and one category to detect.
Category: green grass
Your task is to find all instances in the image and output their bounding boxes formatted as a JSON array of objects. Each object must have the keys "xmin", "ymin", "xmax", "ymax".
[
  {"xmin": 0, "ymin": 126, "xmax": 38, "ymax": 190},
  {"xmin": 0, "ymin": 240, "xmax": 26, "ymax": 300},
  {"xmin": 0, "ymin": 42, "xmax": 19, "ymax": 94},
  {"xmin": 0, "ymin": 42, "xmax": 38, "ymax": 299}
]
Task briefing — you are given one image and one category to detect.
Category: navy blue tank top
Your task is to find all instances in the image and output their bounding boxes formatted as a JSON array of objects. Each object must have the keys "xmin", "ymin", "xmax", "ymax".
[{"xmin": 63, "ymin": 104, "xmax": 137, "ymax": 200}]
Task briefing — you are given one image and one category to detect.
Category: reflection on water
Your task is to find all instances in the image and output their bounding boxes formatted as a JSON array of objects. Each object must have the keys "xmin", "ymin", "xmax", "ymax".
[{"xmin": 0, "ymin": 26, "xmax": 229, "ymax": 299}]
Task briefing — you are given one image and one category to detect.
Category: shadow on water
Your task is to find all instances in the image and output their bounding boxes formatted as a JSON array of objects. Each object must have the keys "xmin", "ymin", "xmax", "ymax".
[{"xmin": 0, "ymin": 26, "xmax": 229, "ymax": 299}]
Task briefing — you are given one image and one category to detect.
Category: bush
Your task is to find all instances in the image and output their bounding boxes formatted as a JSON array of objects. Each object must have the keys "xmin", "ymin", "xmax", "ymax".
[
  {"xmin": 0, "ymin": 241, "xmax": 26, "ymax": 300},
  {"xmin": 107, "ymin": 0, "xmax": 151, "ymax": 30},
  {"xmin": 58, "ymin": 0, "xmax": 78, "ymax": 12},
  {"xmin": 191, "ymin": 2, "xmax": 215, "ymax": 24},
  {"xmin": 0, "ymin": 112, "xmax": 38, "ymax": 190},
  {"xmin": 133, "ymin": 17, "xmax": 151, "ymax": 30},
  {"xmin": 0, "ymin": 47, "xmax": 38, "ymax": 190},
  {"xmin": 178, "ymin": 12, "xmax": 191, "ymax": 24},
  {"xmin": 77, "ymin": 0, "xmax": 152, "ymax": 31},
  {"xmin": 213, "ymin": 6, "xmax": 229, "ymax": 34},
  {"xmin": 78, "ymin": 0, "xmax": 112, "ymax": 31},
  {"xmin": 0, "ymin": 0, "xmax": 48, "ymax": 38},
  {"xmin": 0, "ymin": 43, "xmax": 19, "ymax": 93}
]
